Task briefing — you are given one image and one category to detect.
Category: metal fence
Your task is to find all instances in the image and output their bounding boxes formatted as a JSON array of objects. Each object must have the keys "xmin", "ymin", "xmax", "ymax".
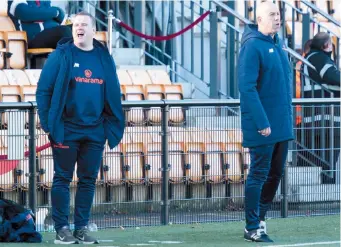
[{"xmin": 0, "ymin": 99, "xmax": 339, "ymax": 231}]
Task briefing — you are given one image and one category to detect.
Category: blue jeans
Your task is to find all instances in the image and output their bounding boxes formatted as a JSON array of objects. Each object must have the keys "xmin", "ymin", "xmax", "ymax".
[
  {"xmin": 50, "ymin": 125, "xmax": 105, "ymax": 231},
  {"xmin": 245, "ymin": 141, "xmax": 289, "ymax": 231}
]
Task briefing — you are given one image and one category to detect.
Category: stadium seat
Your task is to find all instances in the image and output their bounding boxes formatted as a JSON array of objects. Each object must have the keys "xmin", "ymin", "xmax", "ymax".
[
  {"xmin": 169, "ymin": 127, "xmax": 190, "ymax": 143},
  {"xmin": 127, "ymin": 69, "xmax": 152, "ymax": 86},
  {"xmin": 205, "ymin": 142, "xmax": 226, "ymax": 183},
  {"xmin": 145, "ymin": 84, "xmax": 164, "ymax": 124},
  {"xmin": 21, "ymin": 85, "xmax": 37, "ymax": 102},
  {"xmin": 278, "ymin": 0, "xmax": 301, "ymax": 21},
  {"xmin": 234, "ymin": 0, "xmax": 247, "ymax": 20},
  {"xmin": 318, "ymin": 22, "xmax": 341, "ymax": 37},
  {"xmin": 37, "ymin": 131, "xmax": 53, "ymax": 189},
  {"xmin": 189, "ymin": 128, "xmax": 211, "ymax": 143},
  {"xmin": 0, "ymin": 85, "xmax": 22, "ymax": 102},
  {"xmin": 227, "ymin": 129, "xmax": 243, "ymax": 144},
  {"xmin": 103, "ymin": 142, "xmax": 123, "ymax": 186},
  {"xmin": 144, "ymin": 142, "xmax": 162, "ymax": 184},
  {"xmin": 24, "ymin": 69, "xmax": 41, "ymax": 85},
  {"xmin": 286, "ymin": 22, "xmax": 314, "ymax": 49},
  {"xmin": 312, "ymin": 0, "xmax": 330, "ymax": 22},
  {"xmin": 123, "ymin": 143, "xmax": 145, "ymax": 184},
  {"xmin": 185, "ymin": 142, "xmax": 205, "ymax": 183},
  {"xmin": 6, "ymin": 31, "xmax": 27, "ymax": 69},
  {"xmin": 121, "ymin": 85, "xmax": 145, "ymax": 125},
  {"xmin": 330, "ymin": 0, "xmax": 341, "ymax": 22},
  {"xmin": 147, "ymin": 70, "xmax": 172, "ymax": 84},
  {"xmin": 0, "ymin": 1, "xmax": 15, "ymax": 31},
  {"xmin": 117, "ymin": 70, "xmax": 133, "ymax": 85},
  {"xmin": 95, "ymin": 31, "xmax": 108, "ymax": 47},
  {"xmin": 163, "ymin": 84, "xmax": 185, "ymax": 125},
  {"xmin": 146, "ymin": 126, "xmax": 162, "ymax": 143},
  {"xmin": 224, "ymin": 143, "xmax": 243, "ymax": 182},
  {"xmin": 210, "ymin": 129, "xmax": 230, "ymax": 144},
  {"xmin": 0, "ymin": 70, "xmax": 9, "ymax": 85},
  {"xmin": 3, "ymin": 69, "xmax": 30, "ymax": 85},
  {"xmin": 16, "ymin": 158, "xmax": 30, "ymax": 190},
  {"xmin": 38, "ymin": 154, "xmax": 54, "ymax": 189},
  {"xmin": 125, "ymin": 127, "xmax": 151, "ymax": 143},
  {"xmin": 168, "ymin": 142, "xmax": 185, "ymax": 183}
]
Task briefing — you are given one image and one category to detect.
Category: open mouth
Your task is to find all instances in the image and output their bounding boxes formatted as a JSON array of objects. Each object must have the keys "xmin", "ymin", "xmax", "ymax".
[{"xmin": 77, "ymin": 32, "xmax": 85, "ymax": 38}]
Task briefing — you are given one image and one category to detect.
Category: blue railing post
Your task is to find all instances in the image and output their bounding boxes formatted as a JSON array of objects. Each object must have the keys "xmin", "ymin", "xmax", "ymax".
[{"xmin": 209, "ymin": 7, "xmax": 221, "ymax": 99}]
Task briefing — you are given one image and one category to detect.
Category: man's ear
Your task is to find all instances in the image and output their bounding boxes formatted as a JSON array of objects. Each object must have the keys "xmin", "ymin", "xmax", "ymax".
[{"xmin": 256, "ymin": 16, "xmax": 262, "ymax": 25}]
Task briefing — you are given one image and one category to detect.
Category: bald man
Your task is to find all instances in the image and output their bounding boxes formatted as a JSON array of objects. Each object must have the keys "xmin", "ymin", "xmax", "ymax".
[{"xmin": 238, "ymin": 1, "xmax": 294, "ymax": 242}]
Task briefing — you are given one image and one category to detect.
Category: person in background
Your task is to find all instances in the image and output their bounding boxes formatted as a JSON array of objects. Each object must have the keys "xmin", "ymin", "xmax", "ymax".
[
  {"xmin": 298, "ymin": 32, "xmax": 340, "ymax": 184},
  {"xmin": 238, "ymin": 1, "xmax": 294, "ymax": 243},
  {"xmin": 302, "ymin": 32, "xmax": 340, "ymax": 98},
  {"xmin": 8, "ymin": 0, "xmax": 72, "ymax": 49},
  {"xmin": 36, "ymin": 11, "xmax": 125, "ymax": 244}
]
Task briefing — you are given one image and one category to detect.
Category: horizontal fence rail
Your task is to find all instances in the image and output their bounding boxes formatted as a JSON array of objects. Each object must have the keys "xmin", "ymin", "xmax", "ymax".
[{"xmin": 0, "ymin": 99, "xmax": 339, "ymax": 231}]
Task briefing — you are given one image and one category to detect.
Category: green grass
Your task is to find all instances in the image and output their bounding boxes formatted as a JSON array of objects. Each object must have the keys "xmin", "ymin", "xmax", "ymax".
[{"xmin": 2, "ymin": 215, "xmax": 340, "ymax": 247}]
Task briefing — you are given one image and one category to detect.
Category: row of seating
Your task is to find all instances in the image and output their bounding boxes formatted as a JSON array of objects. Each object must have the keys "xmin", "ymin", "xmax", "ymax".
[
  {"xmin": 0, "ymin": 69, "xmax": 181, "ymax": 101},
  {"xmin": 0, "ymin": 68, "xmax": 184, "ymax": 125},
  {"xmin": 0, "ymin": 128, "xmax": 250, "ymax": 191},
  {"xmin": 0, "ymin": 30, "xmax": 107, "ymax": 70}
]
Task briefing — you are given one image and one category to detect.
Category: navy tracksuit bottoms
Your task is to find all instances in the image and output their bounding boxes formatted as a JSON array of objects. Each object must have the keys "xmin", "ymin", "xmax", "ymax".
[
  {"xmin": 49, "ymin": 125, "xmax": 105, "ymax": 231},
  {"xmin": 245, "ymin": 141, "xmax": 289, "ymax": 231}
]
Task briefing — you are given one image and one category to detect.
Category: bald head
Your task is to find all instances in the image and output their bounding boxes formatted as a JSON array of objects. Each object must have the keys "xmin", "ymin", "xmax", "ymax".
[{"xmin": 256, "ymin": 1, "xmax": 281, "ymax": 37}]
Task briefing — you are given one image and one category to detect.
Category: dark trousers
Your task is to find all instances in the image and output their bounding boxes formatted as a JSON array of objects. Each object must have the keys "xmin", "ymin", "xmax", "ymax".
[
  {"xmin": 50, "ymin": 125, "xmax": 105, "ymax": 231},
  {"xmin": 245, "ymin": 141, "xmax": 289, "ymax": 231},
  {"xmin": 28, "ymin": 25, "xmax": 72, "ymax": 49}
]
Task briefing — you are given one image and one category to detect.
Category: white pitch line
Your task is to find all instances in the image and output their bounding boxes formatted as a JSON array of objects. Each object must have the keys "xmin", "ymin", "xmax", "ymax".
[
  {"xmin": 128, "ymin": 244, "xmax": 155, "ymax": 246},
  {"xmin": 266, "ymin": 241, "xmax": 341, "ymax": 247},
  {"xmin": 148, "ymin": 241, "xmax": 183, "ymax": 244}
]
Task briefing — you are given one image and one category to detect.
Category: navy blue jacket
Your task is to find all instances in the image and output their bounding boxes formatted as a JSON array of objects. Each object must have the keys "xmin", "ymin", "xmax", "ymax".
[
  {"xmin": 238, "ymin": 25, "xmax": 294, "ymax": 147},
  {"xmin": 0, "ymin": 199, "xmax": 42, "ymax": 243},
  {"xmin": 36, "ymin": 38, "xmax": 125, "ymax": 149},
  {"xmin": 8, "ymin": 0, "xmax": 64, "ymax": 41}
]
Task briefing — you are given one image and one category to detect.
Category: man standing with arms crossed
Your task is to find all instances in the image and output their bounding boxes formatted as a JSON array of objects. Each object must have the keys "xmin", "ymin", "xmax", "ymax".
[
  {"xmin": 36, "ymin": 12, "xmax": 125, "ymax": 244},
  {"xmin": 238, "ymin": 1, "xmax": 294, "ymax": 242}
]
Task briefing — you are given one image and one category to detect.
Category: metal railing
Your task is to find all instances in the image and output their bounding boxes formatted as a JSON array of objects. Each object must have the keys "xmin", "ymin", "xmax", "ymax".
[{"xmin": 0, "ymin": 98, "xmax": 339, "ymax": 230}]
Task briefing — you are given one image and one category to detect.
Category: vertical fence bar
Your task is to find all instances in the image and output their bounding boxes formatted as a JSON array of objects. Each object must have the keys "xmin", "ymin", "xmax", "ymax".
[
  {"xmin": 336, "ymin": 37, "xmax": 340, "ymax": 68},
  {"xmin": 302, "ymin": 12, "xmax": 310, "ymax": 48},
  {"xmin": 170, "ymin": 1, "xmax": 177, "ymax": 81},
  {"xmin": 209, "ymin": 8, "xmax": 221, "ymax": 99},
  {"xmin": 28, "ymin": 106, "xmax": 37, "ymax": 214},
  {"xmin": 190, "ymin": 1, "xmax": 194, "ymax": 73},
  {"xmin": 227, "ymin": 1, "xmax": 236, "ymax": 98},
  {"xmin": 281, "ymin": 2, "xmax": 286, "ymax": 39},
  {"xmin": 291, "ymin": 9, "xmax": 295, "ymax": 50},
  {"xmin": 329, "ymin": 99, "xmax": 335, "ymax": 178},
  {"xmin": 152, "ymin": 1, "xmax": 156, "ymax": 65},
  {"xmin": 161, "ymin": 0, "xmax": 165, "ymax": 62},
  {"xmin": 226, "ymin": 26, "xmax": 230, "ymax": 97},
  {"xmin": 181, "ymin": 1, "xmax": 184, "ymax": 66},
  {"xmin": 161, "ymin": 105, "xmax": 169, "ymax": 225},
  {"xmin": 134, "ymin": 0, "xmax": 145, "ymax": 49},
  {"xmin": 114, "ymin": 1, "xmax": 119, "ymax": 21},
  {"xmin": 281, "ymin": 164, "xmax": 288, "ymax": 218},
  {"xmin": 200, "ymin": 0, "xmax": 204, "ymax": 81},
  {"xmin": 108, "ymin": 10, "xmax": 114, "ymax": 54}
]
